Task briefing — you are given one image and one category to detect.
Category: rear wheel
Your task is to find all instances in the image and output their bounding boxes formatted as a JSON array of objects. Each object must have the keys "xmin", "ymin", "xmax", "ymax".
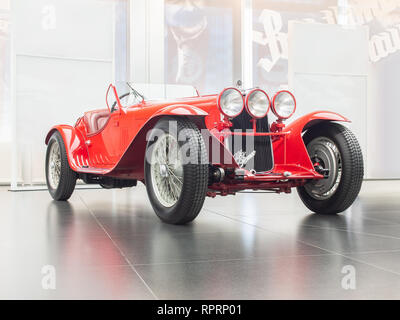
[
  {"xmin": 297, "ymin": 123, "xmax": 363, "ymax": 214},
  {"xmin": 46, "ymin": 131, "xmax": 77, "ymax": 200},
  {"xmin": 145, "ymin": 118, "xmax": 208, "ymax": 224}
]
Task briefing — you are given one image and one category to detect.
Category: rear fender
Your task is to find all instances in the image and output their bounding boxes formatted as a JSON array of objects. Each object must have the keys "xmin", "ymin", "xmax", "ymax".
[
  {"xmin": 45, "ymin": 125, "xmax": 88, "ymax": 172},
  {"xmin": 273, "ymin": 111, "xmax": 350, "ymax": 170}
]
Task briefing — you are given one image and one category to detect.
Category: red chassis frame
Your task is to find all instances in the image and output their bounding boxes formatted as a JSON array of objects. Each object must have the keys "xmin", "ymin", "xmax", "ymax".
[{"xmin": 45, "ymin": 84, "xmax": 350, "ymax": 196}]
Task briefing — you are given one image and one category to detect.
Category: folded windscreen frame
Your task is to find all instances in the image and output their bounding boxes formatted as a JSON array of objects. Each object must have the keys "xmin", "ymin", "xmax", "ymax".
[{"xmin": 114, "ymin": 82, "xmax": 200, "ymax": 104}]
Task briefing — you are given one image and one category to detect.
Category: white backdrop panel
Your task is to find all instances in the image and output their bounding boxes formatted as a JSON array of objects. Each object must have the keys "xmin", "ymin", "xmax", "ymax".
[
  {"xmin": 12, "ymin": 0, "xmax": 114, "ymax": 185},
  {"xmin": 292, "ymin": 74, "xmax": 367, "ymax": 166},
  {"xmin": 289, "ymin": 23, "xmax": 368, "ymax": 76},
  {"xmin": 16, "ymin": 56, "xmax": 112, "ymax": 183},
  {"xmin": 14, "ymin": 0, "xmax": 112, "ymax": 60},
  {"xmin": 288, "ymin": 22, "xmax": 369, "ymax": 177}
]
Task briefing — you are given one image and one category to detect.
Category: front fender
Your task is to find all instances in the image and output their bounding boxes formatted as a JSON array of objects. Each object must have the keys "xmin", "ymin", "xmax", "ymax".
[
  {"xmin": 273, "ymin": 111, "xmax": 350, "ymax": 170},
  {"xmin": 284, "ymin": 111, "xmax": 350, "ymax": 134},
  {"xmin": 153, "ymin": 104, "xmax": 208, "ymax": 118},
  {"xmin": 148, "ymin": 104, "xmax": 210, "ymax": 129},
  {"xmin": 109, "ymin": 104, "xmax": 210, "ymax": 180},
  {"xmin": 45, "ymin": 125, "xmax": 88, "ymax": 172}
]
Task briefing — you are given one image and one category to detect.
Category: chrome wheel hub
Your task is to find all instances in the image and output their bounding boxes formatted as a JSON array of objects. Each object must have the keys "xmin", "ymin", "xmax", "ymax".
[
  {"xmin": 304, "ymin": 137, "xmax": 342, "ymax": 200},
  {"xmin": 48, "ymin": 141, "xmax": 61, "ymax": 189},
  {"xmin": 159, "ymin": 164, "xmax": 169, "ymax": 178},
  {"xmin": 150, "ymin": 133, "xmax": 183, "ymax": 207}
]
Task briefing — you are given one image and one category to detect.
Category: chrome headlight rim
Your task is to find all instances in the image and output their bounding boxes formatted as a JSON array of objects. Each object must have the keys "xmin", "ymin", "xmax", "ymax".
[
  {"xmin": 217, "ymin": 87, "xmax": 245, "ymax": 118},
  {"xmin": 272, "ymin": 90, "xmax": 296, "ymax": 120},
  {"xmin": 245, "ymin": 88, "xmax": 271, "ymax": 119}
]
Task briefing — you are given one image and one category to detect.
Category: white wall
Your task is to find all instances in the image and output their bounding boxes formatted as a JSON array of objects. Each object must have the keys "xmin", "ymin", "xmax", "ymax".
[
  {"xmin": 0, "ymin": 142, "xmax": 11, "ymax": 184},
  {"xmin": 0, "ymin": 1, "xmax": 10, "ymax": 184},
  {"xmin": 367, "ymin": 51, "xmax": 400, "ymax": 179},
  {"xmin": 11, "ymin": 0, "xmax": 114, "ymax": 185},
  {"xmin": 288, "ymin": 22, "xmax": 370, "ymax": 177},
  {"xmin": 4, "ymin": 1, "xmax": 400, "ymax": 184},
  {"xmin": 129, "ymin": 0, "xmax": 164, "ymax": 84}
]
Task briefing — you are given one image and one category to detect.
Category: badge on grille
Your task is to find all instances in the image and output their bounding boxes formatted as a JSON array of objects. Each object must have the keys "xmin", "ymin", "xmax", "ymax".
[{"xmin": 233, "ymin": 150, "xmax": 256, "ymax": 168}]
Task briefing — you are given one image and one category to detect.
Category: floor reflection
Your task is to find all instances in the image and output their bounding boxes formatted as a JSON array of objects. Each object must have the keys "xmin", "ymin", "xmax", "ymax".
[
  {"xmin": 1, "ymin": 181, "xmax": 400, "ymax": 299},
  {"xmin": 45, "ymin": 200, "xmax": 126, "ymax": 267}
]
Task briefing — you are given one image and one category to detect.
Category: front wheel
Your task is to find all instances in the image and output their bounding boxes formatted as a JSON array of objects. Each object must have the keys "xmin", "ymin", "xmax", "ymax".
[
  {"xmin": 297, "ymin": 123, "xmax": 364, "ymax": 214},
  {"xmin": 144, "ymin": 118, "xmax": 208, "ymax": 224}
]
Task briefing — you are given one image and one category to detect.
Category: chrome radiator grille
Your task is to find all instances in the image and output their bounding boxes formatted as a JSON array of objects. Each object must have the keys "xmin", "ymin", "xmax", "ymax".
[{"xmin": 230, "ymin": 110, "xmax": 274, "ymax": 172}]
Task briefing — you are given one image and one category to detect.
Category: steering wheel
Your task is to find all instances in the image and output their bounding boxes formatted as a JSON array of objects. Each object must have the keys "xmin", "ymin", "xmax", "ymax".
[{"xmin": 111, "ymin": 92, "xmax": 131, "ymax": 112}]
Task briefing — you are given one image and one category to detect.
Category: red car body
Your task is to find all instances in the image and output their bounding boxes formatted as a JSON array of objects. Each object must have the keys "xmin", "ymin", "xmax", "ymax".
[{"xmin": 45, "ymin": 84, "xmax": 349, "ymax": 196}]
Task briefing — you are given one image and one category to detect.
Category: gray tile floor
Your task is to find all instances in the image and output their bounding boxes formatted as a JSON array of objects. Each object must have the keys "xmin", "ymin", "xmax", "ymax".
[{"xmin": 1, "ymin": 180, "xmax": 400, "ymax": 299}]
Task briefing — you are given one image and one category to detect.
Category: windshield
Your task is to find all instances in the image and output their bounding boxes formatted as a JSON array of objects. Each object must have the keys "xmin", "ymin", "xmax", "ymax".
[{"xmin": 110, "ymin": 82, "xmax": 200, "ymax": 109}]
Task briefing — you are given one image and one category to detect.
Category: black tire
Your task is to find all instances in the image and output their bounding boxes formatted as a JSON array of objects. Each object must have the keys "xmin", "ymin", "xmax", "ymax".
[
  {"xmin": 45, "ymin": 131, "xmax": 77, "ymax": 201},
  {"xmin": 297, "ymin": 122, "xmax": 363, "ymax": 214},
  {"xmin": 144, "ymin": 117, "xmax": 208, "ymax": 224}
]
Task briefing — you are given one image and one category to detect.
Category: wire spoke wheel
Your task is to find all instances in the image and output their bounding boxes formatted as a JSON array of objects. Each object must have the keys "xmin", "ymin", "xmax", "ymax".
[
  {"xmin": 45, "ymin": 131, "xmax": 77, "ymax": 201},
  {"xmin": 304, "ymin": 137, "xmax": 342, "ymax": 200},
  {"xmin": 145, "ymin": 118, "xmax": 208, "ymax": 224},
  {"xmin": 48, "ymin": 141, "xmax": 62, "ymax": 189},
  {"xmin": 150, "ymin": 133, "xmax": 184, "ymax": 207}
]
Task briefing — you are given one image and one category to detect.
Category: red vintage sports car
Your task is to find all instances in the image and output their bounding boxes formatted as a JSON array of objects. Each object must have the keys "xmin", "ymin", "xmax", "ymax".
[{"xmin": 45, "ymin": 83, "xmax": 363, "ymax": 224}]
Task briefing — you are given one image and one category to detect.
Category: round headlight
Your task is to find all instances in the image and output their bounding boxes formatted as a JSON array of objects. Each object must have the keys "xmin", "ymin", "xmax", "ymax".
[
  {"xmin": 218, "ymin": 88, "xmax": 244, "ymax": 118},
  {"xmin": 245, "ymin": 89, "xmax": 270, "ymax": 119},
  {"xmin": 272, "ymin": 90, "xmax": 296, "ymax": 120}
]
